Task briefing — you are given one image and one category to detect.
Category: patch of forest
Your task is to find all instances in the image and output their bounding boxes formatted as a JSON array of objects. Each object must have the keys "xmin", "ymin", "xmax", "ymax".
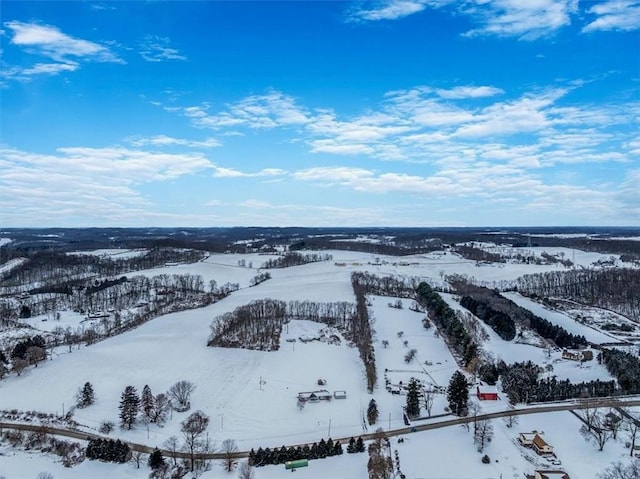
[
  {"xmin": 208, "ymin": 277, "xmax": 377, "ymax": 392},
  {"xmin": 459, "ymin": 295, "xmax": 516, "ymax": 341},
  {"xmin": 454, "ymin": 283, "xmax": 587, "ymax": 349},
  {"xmin": 350, "ymin": 271, "xmax": 417, "ymax": 298},
  {"xmin": 453, "ymin": 245, "xmax": 505, "ymax": 263},
  {"xmin": 0, "ymin": 247, "xmax": 205, "ymax": 291},
  {"xmin": 488, "ymin": 360, "xmax": 616, "ymax": 403},
  {"xmin": 260, "ymin": 252, "xmax": 333, "ymax": 269},
  {"xmin": 516, "ymin": 268, "xmax": 640, "ymax": 322},
  {"xmin": 601, "ymin": 348, "xmax": 640, "ymax": 394},
  {"xmin": 415, "ymin": 282, "xmax": 478, "ymax": 367}
]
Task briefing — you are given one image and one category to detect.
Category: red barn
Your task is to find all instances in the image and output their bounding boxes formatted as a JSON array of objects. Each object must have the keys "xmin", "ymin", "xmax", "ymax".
[{"xmin": 476, "ymin": 384, "xmax": 499, "ymax": 400}]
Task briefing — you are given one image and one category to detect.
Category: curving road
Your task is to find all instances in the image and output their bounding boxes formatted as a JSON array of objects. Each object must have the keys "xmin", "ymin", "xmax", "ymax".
[{"xmin": 1, "ymin": 397, "xmax": 638, "ymax": 460}]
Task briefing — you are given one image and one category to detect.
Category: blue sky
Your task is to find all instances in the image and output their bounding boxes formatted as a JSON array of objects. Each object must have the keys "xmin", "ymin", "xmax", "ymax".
[{"xmin": 1, "ymin": 0, "xmax": 639, "ymax": 227}]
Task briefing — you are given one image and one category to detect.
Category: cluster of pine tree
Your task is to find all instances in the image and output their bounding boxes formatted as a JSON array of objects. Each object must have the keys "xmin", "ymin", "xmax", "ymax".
[
  {"xmin": 455, "ymin": 284, "xmax": 587, "ymax": 349},
  {"xmin": 351, "ymin": 274, "xmax": 377, "ymax": 393},
  {"xmin": 85, "ymin": 438, "xmax": 130, "ymax": 463},
  {"xmin": 460, "ymin": 296, "xmax": 516, "ymax": 341},
  {"xmin": 498, "ymin": 360, "xmax": 616, "ymax": 403},
  {"xmin": 601, "ymin": 348, "xmax": 640, "ymax": 394},
  {"xmin": 416, "ymin": 282, "xmax": 478, "ymax": 366},
  {"xmin": 248, "ymin": 437, "xmax": 352, "ymax": 467}
]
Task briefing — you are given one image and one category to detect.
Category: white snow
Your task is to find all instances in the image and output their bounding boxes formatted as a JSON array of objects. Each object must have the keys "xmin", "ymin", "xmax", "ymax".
[{"xmin": 1, "ymin": 246, "xmax": 638, "ymax": 478}]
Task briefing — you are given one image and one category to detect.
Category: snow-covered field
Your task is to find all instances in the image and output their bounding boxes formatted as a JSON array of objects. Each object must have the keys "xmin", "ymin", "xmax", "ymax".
[
  {"xmin": 1, "ymin": 247, "xmax": 638, "ymax": 478},
  {"xmin": 67, "ymin": 249, "xmax": 148, "ymax": 259}
]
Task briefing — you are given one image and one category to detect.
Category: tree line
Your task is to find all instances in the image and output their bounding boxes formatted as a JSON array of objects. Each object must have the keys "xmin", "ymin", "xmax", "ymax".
[
  {"xmin": 248, "ymin": 437, "xmax": 353, "ymax": 467},
  {"xmin": 454, "ymin": 283, "xmax": 587, "ymax": 349},
  {"xmin": 494, "ymin": 360, "xmax": 616, "ymax": 403},
  {"xmin": 516, "ymin": 268, "xmax": 640, "ymax": 322},
  {"xmin": 0, "ymin": 247, "xmax": 205, "ymax": 292},
  {"xmin": 350, "ymin": 271, "xmax": 416, "ymax": 298},
  {"xmin": 416, "ymin": 282, "xmax": 478, "ymax": 367},
  {"xmin": 260, "ymin": 252, "xmax": 333, "ymax": 269}
]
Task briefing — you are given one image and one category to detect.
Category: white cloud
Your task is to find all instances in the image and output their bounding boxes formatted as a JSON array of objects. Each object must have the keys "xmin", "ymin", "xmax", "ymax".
[
  {"xmin": 139, "ymin": 35, "xmax": 187, "ymax": 62},
  {"xmin": 347, "ymin": 0, "xmax": 436, "ymax": 21},
  {"xmin": 5, "ymin": 21, "xmax": 121, "ymax": 62},
  {"xmin": 3, "ymin": 21, "xmax": 122, "ymax": 80},
  {"xmin": 435, "ymin": 85, "xmax": 505, "ymax": 99},
  {"xmin": 184, "ymin": 91, "xmax": 310, "ymax": 130},
  {"xmin": 583, "ymin": 0, "xmax": 640, "ymax": 32},
  {"xmin": 462, "ymin": 0, "xmax": 578, "ymax": 40},
  {"xmin": 213, "ymin": 167, "xmax": 287, "ymax": 178},
  {"xmin": 127, "ymin": 135, "xmax": 221, "ymax": 148}
]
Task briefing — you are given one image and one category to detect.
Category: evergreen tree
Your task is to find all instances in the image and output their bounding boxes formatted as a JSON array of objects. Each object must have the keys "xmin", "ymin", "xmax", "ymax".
[
  {"xmin": 347, "ymin": 437, "xmax": 356, "ymax": 454},
  {"xmin": 447, "ymin": 371, "xmax": 469, "ymax": 416},
  {"xmin": 367, "ymin": 399, "xmax": 379, "ymax": 425},
  {"xmin": 77, "ymin": 382, "xmax": 95, "ymax": 408},
  {"xmin": 148, "ymin": 448, "xmax": 165, "ymax": 470},
  {"xmin": 140, "ymin": 385, "xmax": 155, "ymax": 421},
  {"xmin": 356, "ymin": 436, "xmax": 365, "ymax": 453},
  {"xmin": 333, "ymin": 441, "xmax": 343, "ymax": 455},
  {"xmin": 119, "ymin": 385, "xmax": 140, "ymax": 429},
  {"xmin": 405, "ymin": 378, "xmax": 421, "ymax": 418}
]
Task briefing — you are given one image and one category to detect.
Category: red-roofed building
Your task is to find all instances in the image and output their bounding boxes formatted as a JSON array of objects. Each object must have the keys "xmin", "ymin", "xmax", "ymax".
[{"xmin": 476, "ymin": 383, "xmax": 499, "ymax": 400}]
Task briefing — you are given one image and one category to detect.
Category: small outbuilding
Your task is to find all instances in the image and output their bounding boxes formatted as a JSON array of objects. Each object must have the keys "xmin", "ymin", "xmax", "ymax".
[{"xmin": 476, "ymin": 383, "xmax": 499, "ymax": 400}]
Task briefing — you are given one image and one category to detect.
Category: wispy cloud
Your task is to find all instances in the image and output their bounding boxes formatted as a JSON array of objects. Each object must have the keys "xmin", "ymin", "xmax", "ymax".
[
  {"xmin": 180, "ymin": 91, "xmax": 310, "ymax": 130},
  {"xmin": 169, "ymin": 82, "xmax": 637, "ymax": 170},
  {"xmin": 126, "ymin": 135, "xmax": 221, "ymax": 148},
  {"xmin": 348, "ymin": 0, "xmax": 632, "ymax": 40},
  {"xmin": 461, "ymin": 0, "xmax": 578, "ymax": 40},
  {"xmin": 139, "ymin": 35, "xmax": 187, "ymax": 62},
  {"xmin": 0, "ymin": 146, "xmax": 214, "ymax": 225},
  {"xmin": 2, "ymin": 21, "xmax": 123, "ymax": 81},
  {"xmin": 347, "ymin": 0, "xmax": 448, "ymax": 22},
  {"xmin": 582, "ymin": 0, "xmax": 640, "ymax": 32},
  {"xmin": 213, "ymin": 167, "xmax": 287, "ymax": 178}
]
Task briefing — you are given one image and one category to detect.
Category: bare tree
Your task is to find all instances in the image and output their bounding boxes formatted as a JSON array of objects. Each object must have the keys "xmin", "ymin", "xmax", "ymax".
[
  {"xmin": 474, "ymin": 419, "xmax": 494, "ymax": 453},
  {"xmin": 504, "ymin": 410, "xmax": 519, "ymax": 429},
  {"xmin": 598, "ymin": 459, "xmax": 640, "ymax": 479},
  {"xmin": 181, "ymin": 410, "xmax": 210, "ymax": 473},
  {"xmin": 163, "ymin": 436, "xmax": 180, "ymax": 466},
  {"xmin": 12, "ymin": 358, "xmax": 28, "ymax": 376},
  {"xmin": 130, "ymin": 450, "xmax": 144, "ymax": 469},
  {"xmin": 36, "ymin": 474, "xmax": 54, "ymax": 479},
  {"xmin": 623, "ymin": 413, "xmax": 639, "ymax": 457},
  {"xmin": 26, "ymin": 346, "xmax": 46, "ymax": 367},
  {"xmin": 168, "ymin": 380, "xmax": 195, "ymax": 412},
  {"xmin": 582, "ymin": 406, "xmax": 600, "ymax": 432},
  {"xmin": 238, "ymin": 460, "xmax": 255, "ymax": 479},
  {"xmin": 221, "ymin": 438, "xmax": 239, "ymax": 472},
  {"xmin": 423, "ymin": 387, "xmax": 435, "ymax": 418},
  {"xmin": 150, "ymin": 393, "xmax": 170, "ymax": 425},
  {"xmin": 581, "ymin": 414, "xmax": 612, "ymax": 451}
]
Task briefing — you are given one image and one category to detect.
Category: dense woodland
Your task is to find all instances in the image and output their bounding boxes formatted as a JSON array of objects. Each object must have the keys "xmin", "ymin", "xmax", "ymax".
[
  {"xmin": 260, "ymin": 252, "xmax": 332, "ymax": 269},
  {"xmin": 416, "ymin": 282, "xmax": 478, "ymax": 367},
  {"xmin": 0, "ymin": 248, "xmax": 204, "ymax": 291},
  {"xmin": 349, "ymin": 271, "xmax": 416, "ymax": 298},
  {"xmin": 517, "ymin": 268, "xmax": 640, "ymax": 322},
  {"xmin": 496, "ymin": 360, "xmax": 617, "ymax": 403},
  {"xmin": 454, "ymin": 283, "xmax": 587, "ymax": 349},
  {"xmin": 207, "ymin": 299, "xmax": 356, "ymax": 351}
]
